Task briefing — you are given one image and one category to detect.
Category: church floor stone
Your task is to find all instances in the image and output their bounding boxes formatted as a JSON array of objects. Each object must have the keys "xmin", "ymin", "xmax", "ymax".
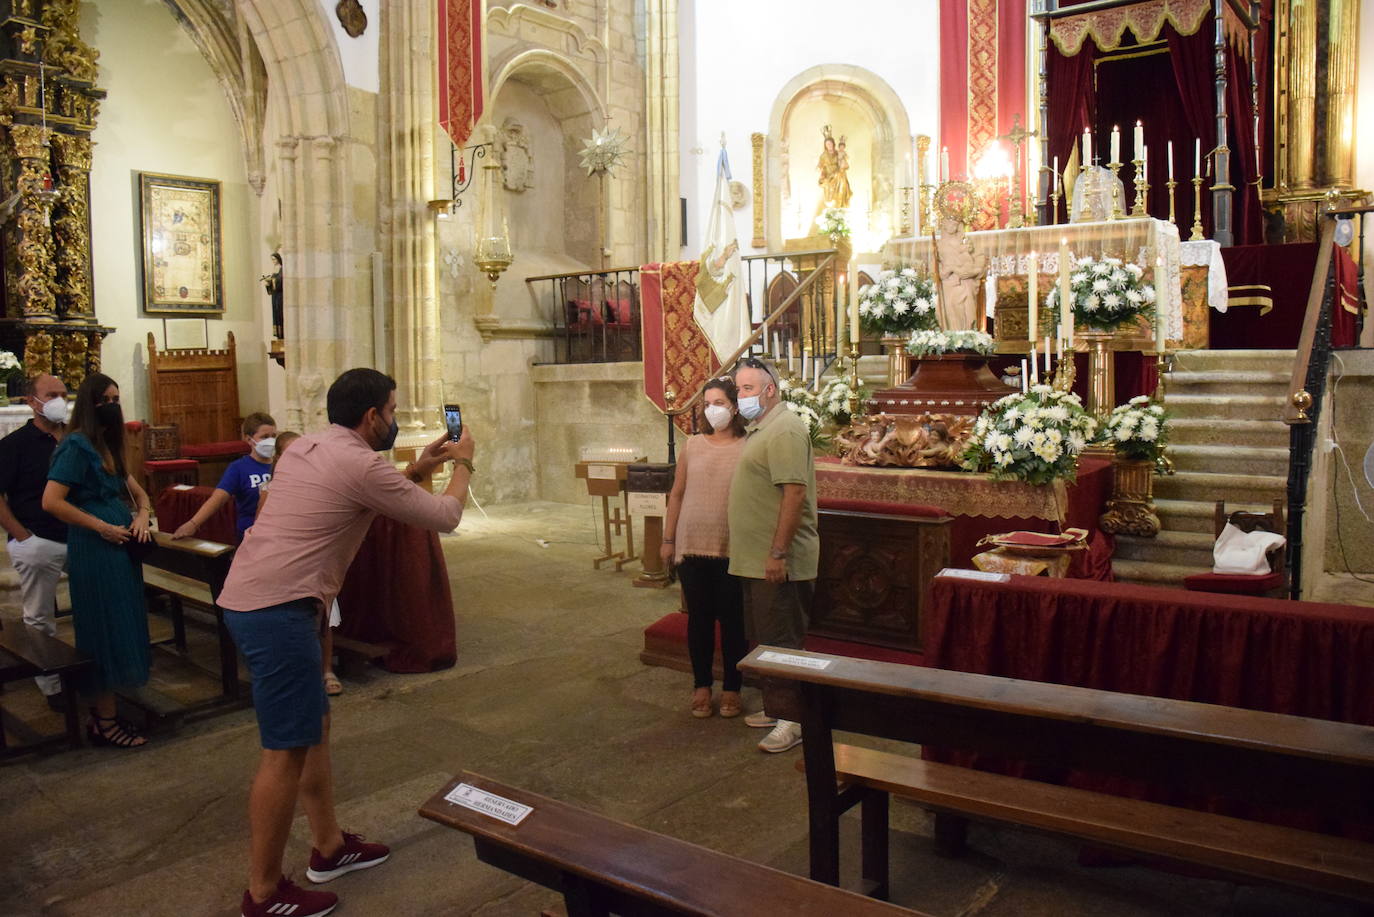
[{"xmin": 0, "ymin": 501, "xmax": 1361, "ymax": 915}]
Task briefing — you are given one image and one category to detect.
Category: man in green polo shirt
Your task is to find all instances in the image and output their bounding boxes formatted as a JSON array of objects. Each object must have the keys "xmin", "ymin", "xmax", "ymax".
[{"xmin": 727, "ymin": 357, "xmax": 818, "ymax": 754}]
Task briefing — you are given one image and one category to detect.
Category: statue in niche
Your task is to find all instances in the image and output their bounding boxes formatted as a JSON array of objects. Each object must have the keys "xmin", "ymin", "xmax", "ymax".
[
  {"xmin": 498, "ymin": 118, "xmax": 533, "ymax": 193},
  {"xmin": 335, "ymin": 0, "xmax": 367, "ymax": 38},
  {"xmin": 817, "ymin": 125, "xmax": 852, "ymax": 210},
  {"xmin": 261, "ymin": 252, "xmax": 284, "ymax": 339},
  {"xmin": 935, "ymin": 217, "xmax": 988, "ymax": 331}
]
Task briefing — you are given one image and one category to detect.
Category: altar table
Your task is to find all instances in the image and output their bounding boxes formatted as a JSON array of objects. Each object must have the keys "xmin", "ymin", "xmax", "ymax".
[
  {"xmin": 924, "ymin": 572, "xmax": 1374, "ymax": 836},
  {"xmin": 154, "ymin": 485, "xmax": 237, "ymax": 546},
  {"xmin": 815, "ymin": 456, "xmax": 1114, "ymax": 579}
]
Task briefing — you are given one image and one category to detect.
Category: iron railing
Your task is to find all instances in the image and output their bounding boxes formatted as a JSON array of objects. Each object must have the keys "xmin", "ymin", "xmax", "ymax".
[{"xmin": 525, "ymin": 266, "xmax": 642, "ymax": 364}]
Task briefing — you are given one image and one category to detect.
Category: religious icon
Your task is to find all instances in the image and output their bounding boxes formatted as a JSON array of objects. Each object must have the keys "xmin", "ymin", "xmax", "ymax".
[
  {"xmin": 261, "ymin": 252, "xmax": 284, "ymax": 340},
  {"xmin": 817, "ymin": 125, "xmax": 852, "ymax": 210}
]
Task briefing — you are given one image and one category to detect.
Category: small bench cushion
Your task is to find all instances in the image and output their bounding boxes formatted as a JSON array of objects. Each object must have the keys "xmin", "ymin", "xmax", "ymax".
[
  {"xmin": 1182, "ymin": 571, "xmax": 1284, "ymax": 595},
  {"xmin": 181, "ymin": 440, "xmax": 249, "ymax": 460}
]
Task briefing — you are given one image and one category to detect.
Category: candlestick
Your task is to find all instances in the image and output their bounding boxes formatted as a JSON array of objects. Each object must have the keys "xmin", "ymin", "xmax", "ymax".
[
  {"xmin": 1194, "ymin": 138, "xmax": 1201, "ymax": 176},
  {"xmin": 1057, "ymin": 238, "xmax": 1074, "ymax": 349},
  {"xmin": 1021, "ymin": 358, "xmax": 1029, "ymax": 393},
  {"xmin": 1081, "ymin": 128, "xmax": 1092, "ymax": 170},
  {"xmin": 1077, "ymin": 159, "xmax": 1093, "ymax": 222},
  {"xmin": 1110, "ymin": 125, "xmax": 1120, "ymax": 165},
  {"xmin": 788, "ymin": 339, "xmax": 796, "ymax": 374},
  {"xmin": 940, "ymin": 146, "xmax": 949, "ymax": 182},
  {"xmin": 847, "ymin": 342, "xmax": 863, "ymax": 420},
  {"xmin": 849, "ymin": 281, "xmax": 860, "ymax": 344},
  {"xmin": 1190, "ymin": 175, "xmax": 1205, "ymax": 240},
  {"xmin": 1108, "ymin": 161, "xmax": 1124, "ymax": 220},
  {"xmin": 1167, "ymin": 140, "xmax": 1174, "ymax": 181},
  {"xmin": 1129, "ymin": 157, "xmax": 1147, "ymax": 217},
  {"xmin": 1027, "ymin": 254, "xmax": 1038, "ymax": 340},
  {"xmin": 1167, "ymin": 178, "xmax": 1178, "ymax": 226},
  {"xmin": 1030, "ymin": 346, "xmax": 1039, "ymax": 385},
  {"xmin": 1133, "ymin": 120, "xmax": 1144, "ymax": 160},
  {"xmin": 1044, "ymin": 336, "xmax": 1052, "ymax": 373},
  {"xmin": 1141, "ymin": 145, "xmax": 1150, "ymax": 213}
]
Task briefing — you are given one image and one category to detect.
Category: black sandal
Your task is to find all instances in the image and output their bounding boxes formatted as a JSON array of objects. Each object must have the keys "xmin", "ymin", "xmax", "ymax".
[{"xmin": 88, "ymin": 711, "xmax": 147, "ymax": 748}]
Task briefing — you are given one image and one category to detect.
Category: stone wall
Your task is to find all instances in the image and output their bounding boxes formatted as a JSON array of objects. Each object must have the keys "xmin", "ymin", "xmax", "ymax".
[{"xmin": 1320, "ymin": 350, "xmax": 1374, "ymax": 574}]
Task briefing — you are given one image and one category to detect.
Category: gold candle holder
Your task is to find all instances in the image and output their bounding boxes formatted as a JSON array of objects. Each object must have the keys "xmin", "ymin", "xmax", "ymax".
[
  {"xmin": 1129, "ymin": 158, "xmax": 1147, "ymax": 217},
  {"xmin": 1166, "ymin": 179, "xmax": 1178, "ymax": 225},
  {"xmin": 847, "ymin": 343, "xmax": 863, "ymax": 420},
  {"xmin": 1049, "ymin": 189, "xmax": 1061, "ymax": 226},
  {"xmin": 1009, "ymin": 174, "xmax": 1026, "ymax": 229},
  {"xmin": 1054, "ymin": 344, "xmax": 1077, "ymax": 392},
  {"xmin": 1189, "ymin": 175, "xmax": 1205, "ymax": 240},
  {"xmin": 1107, "ymin": 161, "xmax": 1124, "ymax": 220},
  {"xmin": 899, "ymin": 186, "xmax": 914, "ymax": 235}
]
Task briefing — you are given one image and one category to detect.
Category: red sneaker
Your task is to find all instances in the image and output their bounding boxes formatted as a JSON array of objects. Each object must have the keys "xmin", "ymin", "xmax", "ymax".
[
  {"xmin": 306, "ymin": 831, "xmax": 391, "ymax": 883},
  {"xmin": 241, "ymin": 876, "xmax": 337, "ymax": 917}
]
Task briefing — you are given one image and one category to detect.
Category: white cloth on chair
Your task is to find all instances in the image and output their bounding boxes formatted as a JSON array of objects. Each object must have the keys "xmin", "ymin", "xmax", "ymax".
[{"xmin": 1212, "ymin": 522, "xmax": 1286, "ymax": 575}]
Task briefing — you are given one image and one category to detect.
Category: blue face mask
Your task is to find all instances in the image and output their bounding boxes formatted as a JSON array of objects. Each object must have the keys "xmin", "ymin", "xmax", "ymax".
[
  {"xmin": 375, "ymin": 416, "xmax": 398, "ymax": 452},
  {"xmin": 738, "ymin": 395, "xmax": 764, "ymax": 421}
]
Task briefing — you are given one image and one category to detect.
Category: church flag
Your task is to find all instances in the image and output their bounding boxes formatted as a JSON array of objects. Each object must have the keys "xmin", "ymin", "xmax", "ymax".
[
  {"xmin": 438, "ymin": 0, "xmax": 484, "ymax": 148},
  {"xmin": 693, "ymin": 146, "xmax": 751, "ymax": 363},
  {"xmin": 640, "ymin": 261, "xmax": 719, "ymax": 433}
]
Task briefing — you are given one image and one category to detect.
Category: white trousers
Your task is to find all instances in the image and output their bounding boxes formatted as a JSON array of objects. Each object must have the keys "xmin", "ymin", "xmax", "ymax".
[{"xmin": 8, "ymin": 534, "xmax": 68, "ymax": 695}]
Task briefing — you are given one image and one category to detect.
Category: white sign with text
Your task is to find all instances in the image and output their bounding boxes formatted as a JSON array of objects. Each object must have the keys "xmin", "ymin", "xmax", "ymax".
[
  {"xmin": 444, "ymin": 783, "xmax": 533, "ymax": 826},
  {"xmin": 757, "ymin": 650, "xmax": 833, "ymax": 670}
]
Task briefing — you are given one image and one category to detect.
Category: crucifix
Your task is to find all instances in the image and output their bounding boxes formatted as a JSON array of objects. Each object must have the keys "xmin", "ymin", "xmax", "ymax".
[{"xmin": 999, "ymin": 114, "xmax": 1038, "ymax": 228}]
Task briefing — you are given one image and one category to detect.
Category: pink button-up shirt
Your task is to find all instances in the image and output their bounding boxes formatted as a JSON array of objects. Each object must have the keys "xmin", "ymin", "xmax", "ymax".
[{"xmin": 218, "ymin": 424, "xmax": 463, "ymax": 613}]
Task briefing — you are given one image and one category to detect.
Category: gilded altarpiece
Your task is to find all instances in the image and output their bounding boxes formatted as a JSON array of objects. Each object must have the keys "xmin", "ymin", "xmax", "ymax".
[{"xmin": 0, "ymin": 0, "xmax": 110, "ymax": 391}]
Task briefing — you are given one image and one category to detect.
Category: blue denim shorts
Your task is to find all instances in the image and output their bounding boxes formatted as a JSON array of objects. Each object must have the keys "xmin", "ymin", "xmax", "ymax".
[{"xmin": 224, "ymin": 599, "xmax": 329, "ymax": 750}]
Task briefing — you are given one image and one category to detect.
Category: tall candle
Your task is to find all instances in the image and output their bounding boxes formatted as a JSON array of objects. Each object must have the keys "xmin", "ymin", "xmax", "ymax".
[
  {"xmin": 1134, "ymin": 120, "xmax": 1144, "ymax": 160},
  {"xmin": 1058, "ymin": 237, "xmax": 1074, "ymax": 348},
  {"xmin": 849, "ymin": 283, "xmax": 860, "ymax": 343},
  {"xmin": 1027, "ymin": 252, "xmax": 1038, "ymax": 340},
  {"xmin": 788, "ymin": 339, "xmax": 796, "ymax": 374},
  {"xmin": 1155, "ymin": 256, "xmax": 1166, "ymax": 353},
  {"xmin": 1044, "ymin": 336, "xmax": 1052, "ymax": 373},
  {"xmin": 1142, "ymin": 144, "xmax": 1149, "ymax": 179},
  {"xmin": 1168, "ymin": 140, "xmax": 1175, "ymax": 180},
  {"xmin": 1030, "ymin": 346, "xmax": 1039, "ymax": 385},
  {"xmin": 1194, "ymin": 138, "xmax": 1201, "ymax": 176},
  {"xmin": 940, "ymin": 146, "xmax": 950, "ymax": 182},
  {"xmin": 1082, "ymin": 128, "xmax": 1092, "ymax": 168},
  {"xmin": 773, "ymin": 331, "xmax": 781, "ymax": 358},
  {"xmin": 1110, "ymin": 125, "xmax": 1121, "ymax": 164},
  {"xmin": 1052, "ymin": 156, "xmax": 1060, "ymax": 196},
  {"xmin": 1021, "ymin": 359, "xmax": 1029, "ymax": 393}
]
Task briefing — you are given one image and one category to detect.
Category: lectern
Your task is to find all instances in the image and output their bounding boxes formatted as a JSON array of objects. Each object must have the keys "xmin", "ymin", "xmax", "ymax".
[{"xmin": 575, "ymin": 451, "xmax": 645, "ymax": 570}]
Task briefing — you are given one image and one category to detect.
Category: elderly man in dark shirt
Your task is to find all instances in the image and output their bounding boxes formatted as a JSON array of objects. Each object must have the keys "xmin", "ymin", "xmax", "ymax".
[{"xmin": 0, "ymin": 374, "xmax": 69, "ymax": 708}]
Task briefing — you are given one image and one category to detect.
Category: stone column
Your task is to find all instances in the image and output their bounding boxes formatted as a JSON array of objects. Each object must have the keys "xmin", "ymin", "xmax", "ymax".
[
  {"xmin": 644, "ymin": 0, "xmax": 679, "ymax": 263},
  {"xmin": 276, "ymin": 135, "xmax": 307, "ymax": 431},
  {"xmin": 380, "ymin": 0, "xmax": 440, "ymax": 433}
]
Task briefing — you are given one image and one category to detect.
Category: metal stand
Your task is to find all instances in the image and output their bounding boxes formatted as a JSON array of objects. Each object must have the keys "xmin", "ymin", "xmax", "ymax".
[
  {"xmin": 1108, "ymin": 161, "xmax": 1124, "ymax": 220},
  {"xmin": 1190, "ymin": 175, "xmax": 1206, "ymax": 240}
]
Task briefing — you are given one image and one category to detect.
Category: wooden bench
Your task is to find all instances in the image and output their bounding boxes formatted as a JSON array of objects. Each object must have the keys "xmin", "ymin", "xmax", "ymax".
[
  {"xmin": 738, "ymin": 646, "xmax": 1374, "ymax": 908},
  {"xmin": 420, "ymin": 771, "xmax": 928, "ymax": 916},
  {"xmin": 0, "ymin": 622, "xmax": 92, "ymax": 754}
]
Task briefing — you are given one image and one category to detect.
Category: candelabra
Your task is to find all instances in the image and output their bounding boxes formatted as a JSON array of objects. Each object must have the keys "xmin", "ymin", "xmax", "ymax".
[
  {"xmin": 1129, "ymin": 158, "xmax": 1147, "ymax": 217},
  {"xmin": 1049, "ymin": 187, "xmax": 1061, "ymax": 226},
  {"xmin": 1166, "ymin": 179, "xmax": 1178, "ymax": 225},
  {"xmin": 1189, "ymin": 175, "xmax": 1205, "ymax": 240},
  {"xmin": 1053, "ymin": 344, "xmax": 1077, "ymax": 392},
  {"xmin": 846, "ymin": 343, "xmax": 864, "ymax": 420},
  {"xmin": 1107, "ymin": 161, "xmax": 1124, "ymax": 220}
]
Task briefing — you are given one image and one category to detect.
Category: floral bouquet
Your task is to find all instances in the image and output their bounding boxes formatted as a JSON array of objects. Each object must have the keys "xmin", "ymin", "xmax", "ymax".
[
  {"xmin": 1045, "ymin": 256, "xmax": 1156, "ymax": 334},
  {"xmin": 1099, "ymin": 395, "xmax": 1169, "ymax": 467},
  {"xmin": 817, "ymin": 376, "xmax": 871, "ymax": 426},
  {"xmin": 961, "ymin": 385, "xmax": 1098, "ymax": 485},
  {"xmin": 905, "ymin": 329, "xmax": 995, "ymax": 358},
  {"xmin": 778, "ymin": 376, "xmax": 826, "ymax": 445},
  {"xmin": 858, "ymin": 267, "xmax": 938, "ymax": 336},
  {"xmin": 816, "ymin": 207, "xmax": 850, "ymax": 240},
  {"xmin": 0, "ymin": 350, "xmax": 21, "ymax": 381}
]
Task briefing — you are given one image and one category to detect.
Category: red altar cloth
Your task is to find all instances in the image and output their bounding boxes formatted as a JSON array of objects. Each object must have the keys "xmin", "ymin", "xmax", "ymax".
[
  {"xmin": 924, "ymin": 573, "xmax": 1374, "ymax": 835},
  {"xmin": 335, "ymin": 514, "xmax": 457, "ymax": 673},
  {"xmin": 815, "ymin": 457, "xmax": 1114, "ymax": 579},
  {"xmin": 154, "ymin": 485, "xmax": 238, "ymax": 546}
]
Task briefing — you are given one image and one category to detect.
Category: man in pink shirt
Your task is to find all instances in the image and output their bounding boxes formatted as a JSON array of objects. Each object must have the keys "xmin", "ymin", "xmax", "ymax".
[{"xmin": 219, "ymin": 368, "xmax": 474, "ymax": 917}]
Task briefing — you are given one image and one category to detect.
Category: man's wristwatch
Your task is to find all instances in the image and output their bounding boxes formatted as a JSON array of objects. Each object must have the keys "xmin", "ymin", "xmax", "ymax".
[{"xmin": 769, "ymin": 547, "xmax": 787, "ymax": 560}]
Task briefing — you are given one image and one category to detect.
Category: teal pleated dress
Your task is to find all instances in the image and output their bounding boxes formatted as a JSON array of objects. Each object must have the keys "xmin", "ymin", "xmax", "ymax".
[{"xmin": 48, "ymin": 433, "xmax": 150, "ymax": 695}]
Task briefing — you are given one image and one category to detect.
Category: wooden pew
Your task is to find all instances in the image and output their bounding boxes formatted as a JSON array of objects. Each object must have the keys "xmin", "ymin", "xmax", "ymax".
[
  {"xmin": 141, "ymin": 531, "xmax": 240, "ymax": 704},
  {"xmin": 0, "ymin": 623, "xmax": 92, "ymax": 754},
  {"xmin": 738, "ymin": 646, "xmax": 1374, "ymax": 908},
  {"xmin": 419, "ymin": 771, "xmax": 927, "ymax": 916}
]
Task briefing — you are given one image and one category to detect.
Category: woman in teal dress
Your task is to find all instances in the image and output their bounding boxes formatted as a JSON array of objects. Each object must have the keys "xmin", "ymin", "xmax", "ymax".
[{"xmin": 42, "ymin": 373, "xmax": 154, "ymax": 748}]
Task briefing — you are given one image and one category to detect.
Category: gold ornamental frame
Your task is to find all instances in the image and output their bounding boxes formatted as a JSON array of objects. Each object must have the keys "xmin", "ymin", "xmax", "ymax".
[
  {"xmin": 138, "ymin": 172, "xmax": 224, "ymax": 315},
  {"xmin": 933, "ymin": 180, "xmax": 981, "ymax": 229}
]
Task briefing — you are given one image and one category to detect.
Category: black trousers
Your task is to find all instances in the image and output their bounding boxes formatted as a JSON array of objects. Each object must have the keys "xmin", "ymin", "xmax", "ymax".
[{"xmin": 676, "ymin": 556, "xmax": 747, "ymax": 691}]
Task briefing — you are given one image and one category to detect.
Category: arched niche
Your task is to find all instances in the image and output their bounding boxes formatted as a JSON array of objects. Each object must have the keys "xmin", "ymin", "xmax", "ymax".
[{"xmin": 766, "ymin": 65, "xmax": 912, "ymax": 252}]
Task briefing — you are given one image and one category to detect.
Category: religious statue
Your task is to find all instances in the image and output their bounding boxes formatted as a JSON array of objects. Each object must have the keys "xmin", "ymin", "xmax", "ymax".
[
  {"xmin": 262, "ymin": 252, "xmax": 283, "ymax": 340},
  {"xmin": 935, "ymin": 217, "xmax": 988, "ymax": 330},
  {"xmin": 817, "ymin": 125, "xmax": 852, "ymax": 210}
]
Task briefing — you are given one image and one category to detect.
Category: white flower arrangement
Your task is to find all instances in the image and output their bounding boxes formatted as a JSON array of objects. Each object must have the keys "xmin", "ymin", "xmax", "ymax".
[
  {"xmin": 817, "ymin": 376, "xmax": 871, "ymax": 425},
  {"xmin": 0, "ymin": 350, "xmax": 21, "ymax": 374},
  {"xmin": 961, "ymin": 385, "xmax": 1098, "ymax": 485},
  {"xmin": 1098, "ymin": 395, "xmax": 1169, "ymax": 465},
  {"xmin": 905, "ymin": 329, "xmax": 996, "ymax": 358},
  {"xmin": 777, "ymin": 376, "xmax": 826, "ymax": 445},
  {"xmin": 816, "ymin": 207, "xmax": 851, "ymax": 239},
  {"xmin": 1045, "ymin": 256, "xmax": 1157, "ymax": 334},
  {"xmin": 858, "ymin": 266, "xmax": 938, "ymax": 336}
]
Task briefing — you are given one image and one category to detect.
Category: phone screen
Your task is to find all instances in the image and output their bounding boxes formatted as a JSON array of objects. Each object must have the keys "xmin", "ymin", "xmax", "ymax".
[{"xmin": 443, "ymin": 404, "xmax": 463, "ymax": 442}]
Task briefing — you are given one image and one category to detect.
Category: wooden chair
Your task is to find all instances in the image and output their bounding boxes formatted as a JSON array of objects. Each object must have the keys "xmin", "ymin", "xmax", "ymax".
[
  {"xmin": 146, "ymin": 332, "xmax": 247, "ymax": 486},
  {"xmin": 1183, "ymin": 499, "xmax": 1287, "ymax": 597},
  {"xmin": 139, "ymin": 423, "xmax": 197, "ymax": 502}
]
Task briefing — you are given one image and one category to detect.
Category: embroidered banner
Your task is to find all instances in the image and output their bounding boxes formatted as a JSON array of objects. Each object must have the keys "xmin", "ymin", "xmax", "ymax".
[
  {"xmin": 640, "ymin": 261, "xmax": 718, "ymax": 433},
  {"xmin": 938, "ymin": 0, "xmax": 1027, "ymax": 184},
  {"xmin": 438, "ymin": 0, "xmax": 484, "ymax": 148}
]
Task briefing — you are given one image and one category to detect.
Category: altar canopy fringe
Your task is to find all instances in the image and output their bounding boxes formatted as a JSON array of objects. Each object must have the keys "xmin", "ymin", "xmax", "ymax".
[
  {"xmin": 438, "ymin": 0, "xmax": 484, "ymax": 147},
  {"xmin": 1050, "ymin": 0, "xmax": 1253, "ymax": 57}
]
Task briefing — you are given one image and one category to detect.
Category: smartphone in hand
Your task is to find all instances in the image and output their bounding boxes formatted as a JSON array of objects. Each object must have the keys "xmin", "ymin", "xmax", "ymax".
[{"xmin": 443, "ymin": 404, "xmax": 463, "ymax": 442}]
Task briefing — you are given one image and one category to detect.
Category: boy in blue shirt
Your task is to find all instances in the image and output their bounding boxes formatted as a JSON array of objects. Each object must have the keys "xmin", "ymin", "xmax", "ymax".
[{"xmin": 173, "ymin": 412, "xmax": 277, "ymax": 542}]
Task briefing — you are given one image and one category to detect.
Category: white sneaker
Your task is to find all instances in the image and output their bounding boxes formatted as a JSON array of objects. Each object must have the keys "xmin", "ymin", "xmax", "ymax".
[
  {"xmin": 744, "ymin": 711, "xmax": 777, "ymax": 729},
  {"xmin": 758, "ymin": 720, "xmax": 802, "ymax": 753}
]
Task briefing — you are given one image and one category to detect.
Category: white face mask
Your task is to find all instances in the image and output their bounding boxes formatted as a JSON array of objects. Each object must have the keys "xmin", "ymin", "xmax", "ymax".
[
  {"xmin": 738, "ymin": 395, "xmax": 764, "ymax": 421},
  {"xmin": 40, "ymin": 396, "xmax": 68, "ymax": 425},
  {"xmin": 253, "ymin": 437, "xmax": 276, "ymax": 460},
  {"xmin": 703, "ymin": 404, "xmax": 734, "ymax": 431}
]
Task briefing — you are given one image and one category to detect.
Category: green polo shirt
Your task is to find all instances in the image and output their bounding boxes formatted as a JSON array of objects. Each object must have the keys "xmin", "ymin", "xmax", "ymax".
[{"xmin": 727, "ymin": 403, "xmax": 819, "ymax": 581}]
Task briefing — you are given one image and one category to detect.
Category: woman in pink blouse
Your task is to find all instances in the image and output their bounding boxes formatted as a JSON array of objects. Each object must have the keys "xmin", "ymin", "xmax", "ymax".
[{"xmin": 660, "ymin": 378, "xmax": 748, "ymax": 718}]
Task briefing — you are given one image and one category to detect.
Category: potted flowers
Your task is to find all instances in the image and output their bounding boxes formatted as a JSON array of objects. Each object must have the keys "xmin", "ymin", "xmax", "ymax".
[
  {"xmin": 1044, "ymin": 256, "xmax": 1156, "ymax": 334},
  {"xmin": 0, "ymin": 350, "xmax": 23, "ymax": 402},
  {"xmin": 857, "ymin": 267, "xmax": 938, "ymax": 387},
  {"xmin": 905, "ymin": 329, "xmax": 995, "ymax": 358},
  {"xmin": 1098, "ymin": 395, "xmax": 1169, "ymax": 536},
  {"xmin": 816, "ymin": 206, "xmax": 851, "ymax": 242},
  {"xmin": 960, "ymin": 385, "xmax": 1098, "ymax": 485}
]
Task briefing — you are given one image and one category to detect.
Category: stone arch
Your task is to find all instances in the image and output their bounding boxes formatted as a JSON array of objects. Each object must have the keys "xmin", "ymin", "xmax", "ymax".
[{"xmin": 765, "ymin": 65, "xmax": 913, "ymax": 251}]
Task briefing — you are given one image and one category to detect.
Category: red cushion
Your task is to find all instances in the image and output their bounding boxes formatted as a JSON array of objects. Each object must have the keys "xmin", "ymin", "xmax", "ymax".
[
  {"xmin": 1182, "ymin": 571, "xmax": 1285, "ymax": 595},
  {"xmin": 567, "ymin": 299, "xmax": 604, "ymax": 329},
  {"xmin": 124, "ymin": 421, "xmax": 146, "ymax": 433},
  {"xmin": 145, "ymin": 459, "xmax": 198, "ymax": 472},
  {"xmin": 607, "ymin": 297, "xmax": 633, "ymax": 325},
  {"xmin": 819, "ymin": 496, "xmax": 951, "ymax": 519},
  {"xmin": 181, "ymin": 440, "xmax": 249, "ymax": 459}
]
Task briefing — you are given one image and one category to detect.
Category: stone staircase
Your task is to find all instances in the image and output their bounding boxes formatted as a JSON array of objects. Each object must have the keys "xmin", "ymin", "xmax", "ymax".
[{"xmin": 1111, "ymin": 349, "xmax": 1295, "ymax": 587}]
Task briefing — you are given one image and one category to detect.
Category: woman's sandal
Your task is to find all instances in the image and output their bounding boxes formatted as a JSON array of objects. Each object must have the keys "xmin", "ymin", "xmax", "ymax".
[
  {"xmin": 88, "ymin": 711, "xmax": 147, "ymax": 749},
  {"xmin": 718, "ymin": 691, "xmax": 742, "ymax": 718},
  {"xmin": 324, "ymin": 672, "xmax": 344, "ymax": 697},
  {"xmin": 690, "ymin": 688, "xmax": 713, "ymax": 718}
]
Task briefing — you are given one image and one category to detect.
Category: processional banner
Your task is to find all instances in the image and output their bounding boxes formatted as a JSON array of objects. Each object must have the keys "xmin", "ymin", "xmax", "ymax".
[
  {"xmin": 438, "ymin": 0, "xmax": 484, "ymax": 147},
  {"xmin": 694, "ymin": 148, "xmax": 751, "ymax": 364},
  {"xmin": 640, "ymin": 261, "xmax": 719, "ymax": 434}
]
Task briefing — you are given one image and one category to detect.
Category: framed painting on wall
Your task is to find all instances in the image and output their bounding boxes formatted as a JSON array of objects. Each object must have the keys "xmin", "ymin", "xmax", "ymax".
[{"xmin": 138, "ymin": 172, "xmax": 223, "ymax": 315}]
